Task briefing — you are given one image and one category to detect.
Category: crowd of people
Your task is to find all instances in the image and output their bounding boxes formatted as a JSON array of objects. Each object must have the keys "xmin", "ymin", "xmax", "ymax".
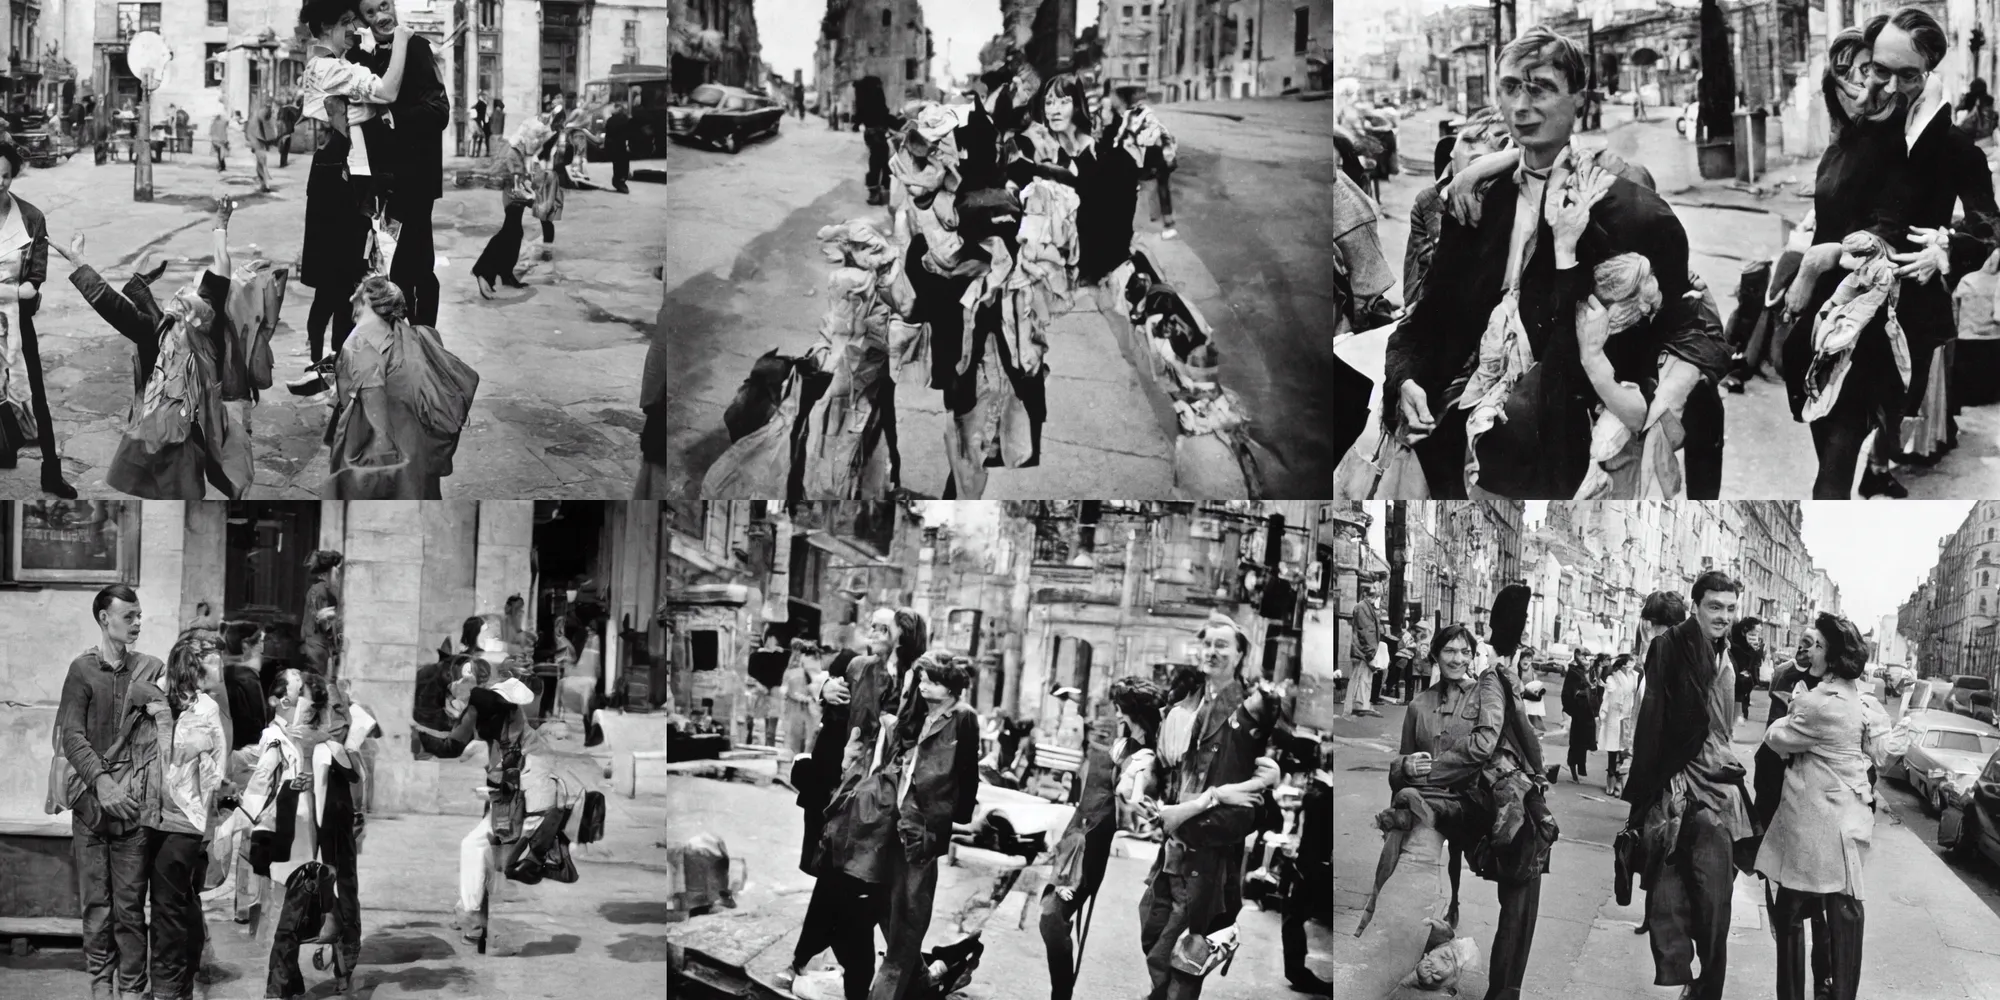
[
  {"xmin": 693, "ymin": 52, "xmax": 1183, "ymax": 503},
  {"xmin": 1353, "ymin": 570, "xmax": 1908, "ymax": 1000},
  {"xmin": 766, "ymin": 605, "xmax": 1332, "ymax": 1000},
  {"xmin": 1338, "ymin": 7, "xmax": 2000, "ymax": 499}
]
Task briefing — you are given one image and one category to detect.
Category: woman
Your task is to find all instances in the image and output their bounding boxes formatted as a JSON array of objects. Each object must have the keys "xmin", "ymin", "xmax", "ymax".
[
  {"xmin": 242, "ymin": 668, "xmax": 369, "ymax": 997},
  {"xmin": 300, "ymin": 549, "xmax": 342, "ymax": 676},
  {"xmin": 869, "ymin": 654, "xmax": 982, "ymax": 1000},
  {"xmin": 1598, "ymin": 653, "xmax": 1639, "ymax": 796},
  {"xmin": 471, "ymin": 171, "xmax": 534, "ymax": 295},
  {"xmin": 1784, "ymin": 16, "xmax": 2000, "ymax": 497},
  {"xmin": 517, "ymin": 113, "xmax": 565, "ymax": 263},
  {"xmin": 1392, "ymin": 623, "xmax": 1550, "ymax": 1000},
  {"xmin": 1756, "ymin": 613, "xmax": 1902, "ymax": 1000},
  {"xmin": 221, "ymin": 621, "xmax": 271, "ymax": 751},
  {"xmin": 0, "ymin": 139, "xmax": 52, "ymax": 483},
  {"xmin": 1563, "ymin": 652, "xmax": 1600, "ymax": 781},
  {"xmin": 62, "ymin": 198, "xmax": 248, "ymax": 498},
  {"xmin": 323, "ymin": 276, "xmax": 479, "ymax": 498},
  {"xmin": 1041, "ymin": 677, "xmax": 1164, "ymax": 1000},
  {"xmin": 292, "ymin": 0, "xmax": 413, "ymax": 387},
  {"xmin": 140, "ymin": 632, "xmax": 229, "ymax": 1000},
  {"xmin": 856, "ymin": 77, "xmax": 895, "ymax": 205},
  {"xmin": 1731, "ymin": 618, "xmax": 1766, "ymax": 723},
  {"xmin": 799, "ymin": 219, "xmax": 909, "ymax": 506}
]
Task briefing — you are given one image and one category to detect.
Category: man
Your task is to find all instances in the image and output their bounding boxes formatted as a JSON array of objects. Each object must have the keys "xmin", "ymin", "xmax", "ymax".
[
  {"xmin": 1345, "ymin": 584, "xmax": 1382, "ymax": 717},
  {"xmin": 1623, "ymin": 572, "xmax": 1754, "ymax": 1000},
  {"xmin": 173, "ymin": 105, "xmax": 191, "ymax": 154},
  {"xmin": 208, "ymin": 112, "xmax": 229, "ymax": 172},
  {"xmin": 1140, "ymin": 614, "xmax": 1288, "ymax": 1000},
  {"xmin": 1384, "ymin": 25, "xmax": 1727, "ymax": 499},
  {"xmin": 471, "ymin": 91, "xmax": 489, "ymax": 157},
  {"xmin": 57, "ymin": 584, "xmax": 166, "ymax": 1000},
  {"xmin": 604, "ymin": 99, "xmax": 632, "ymax": 194},
  {"xmin": 1109, "ymin": 85, "xmax": 1178, "ymax": 239},
  {"xmin": 355, "ymin": 0, "xmax": 453, "ymax": 326},
  {"xmin": 0, "ymin": 140, "xmax": 78, "ymax": 496},
  {"xmin": 248, "ymin": 101, "xmax": 280, "ymax": 193},
  {"xmin": 277, "ymin": 93, "xmax": 300, "ymax": 169},
  {"xmin": 1281, "ymin": 735, "xmax": 1333, "ymax": 994}
]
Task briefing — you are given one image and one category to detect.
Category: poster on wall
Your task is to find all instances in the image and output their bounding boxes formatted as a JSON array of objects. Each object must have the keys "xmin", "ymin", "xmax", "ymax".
[{"xmin": 12, "ymin": 500, "xmax": 130, "ymax": 583}]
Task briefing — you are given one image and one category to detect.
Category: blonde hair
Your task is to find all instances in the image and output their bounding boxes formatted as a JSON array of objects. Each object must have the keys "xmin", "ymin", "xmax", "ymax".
[{"xmin": 354, "ymin": 273, "xmax": 406, "ymax": 322}]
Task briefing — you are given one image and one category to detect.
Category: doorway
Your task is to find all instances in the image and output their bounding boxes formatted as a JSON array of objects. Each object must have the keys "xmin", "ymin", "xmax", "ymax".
[
  {"xmin": 532, "ymin": 501, "xmax": 608, "ymax": 711},
  {"xmin": 225, "ymin": 502, "xmax": 320, "ymax": 630}
]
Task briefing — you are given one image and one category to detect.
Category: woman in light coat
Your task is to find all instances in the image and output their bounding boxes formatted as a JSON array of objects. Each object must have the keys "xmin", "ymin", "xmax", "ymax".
[
  {"xmin": 1597, "ymin": 653, "xmax": 1639, "ymax": 796},
  {"xmin": 1755, "ymin": 613, "xmax": 1904, "ymax": 1000}
]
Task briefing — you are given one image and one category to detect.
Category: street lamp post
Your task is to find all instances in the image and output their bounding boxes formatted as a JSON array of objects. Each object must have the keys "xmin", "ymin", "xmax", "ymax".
[{"xmin": 127, "ymin": 31, "xmax": 170, "ymax": 203}]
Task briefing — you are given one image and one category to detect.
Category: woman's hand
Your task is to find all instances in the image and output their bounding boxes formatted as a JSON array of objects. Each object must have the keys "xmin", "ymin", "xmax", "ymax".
[
  {"xmin": 1214, "ymin": 785, "xmax": 1261, "ymax": 809},
  {"xmin": 53, "ymin": 231, "xmax": 83, "ymax": 265},
  {"xmin": 1055, "ymin": 886, "xmax": 1075, "ymax": 901},
  {"xmin": 1548, "ymin": 161, "xmax": 1614, "ymax": 262},
  {"xmin": 1445, "ymin": 148, "xmax": 1521, "ymax": 225},
  {"xmin": 1575, "ymin": 294, "xmax": 1612, "ymax": 357},
  {"xmin": 1893, "ymin": 226, "xmax": 1951, "ymax": 283}
]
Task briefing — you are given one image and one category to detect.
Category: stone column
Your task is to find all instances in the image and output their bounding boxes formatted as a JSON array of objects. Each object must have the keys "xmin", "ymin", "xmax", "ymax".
[
  {"xmin": 135, "ymin": 501, "xmax": 188, "ymax": 664},
  {"xmin": 179, "ymin": 501, "xmax": 227, "ymax": 630}
]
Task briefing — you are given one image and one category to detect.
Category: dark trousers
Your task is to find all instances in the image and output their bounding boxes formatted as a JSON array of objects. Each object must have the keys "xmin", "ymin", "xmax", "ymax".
[
  {"xmin": 1645, "ymin": 808, "xmax": 1735, "ymax": 999},
  {"xmin": 147, "ymin": 828, "xmax": 206, "ymax": 1000},
  {"xmin": 1809, "ymin": 328, "xmax": 1926, "ymax": 498},
  {"xmin": 18, "ymin": 310, "xmax": 62, "ymax": 475},
  {"xmin": 794, "ymin": 871, "xmax": 883, "ymax": 1000},
  {"xmin": 1039, "ymin": 886, "xmax": 1089, "ymax": 1000},
  {"xmin": 1280, "ymin": 860, "xmax": 1331, "ymax": 984},
  {"xmin": 1138, "ymin": 854, "xmax": 1229, "ymax": 1000},
  {"xmin": 1412, "ymin": 405, "xmax": 1472, "ymax": 500},
  {"xmin": 1146, "ymin": 150, "xmax": 1175, "ymax": 222},
  {"xmin": 75, "ymin": 818, "xmax": 150, "ymax": 996},
  {"xmin": 870, "ymin": 849, "xmax": 940, "ymax": 1000},
  {"xmin": 1483, "ymin": 875, "xmax": 1542, "ymax": 1000},
  {"xmin": 1772, "ymin": 885, "xmax": 1854, "ymax": 1000},
  {"xmin": 1683, "ymin": 380, "xmax": 1724, "ymax": 500},
  {"xmin": 1369, "ymin": 668, "xmax": 1384, "ymax": 705},
  {"xmin": 308, "ymin": 284, "xmax": 357, "ymax": 362},
  {"xmin": 388, "ymin": 193, "xmax": 441, "ymax": 327},
  {"xmin": 612, "ymin": 154, "xmax": 630, "ymax": 191},
  {"xmin": 863, "ymin": 127, "xmax": 890, "ymax": 198}
]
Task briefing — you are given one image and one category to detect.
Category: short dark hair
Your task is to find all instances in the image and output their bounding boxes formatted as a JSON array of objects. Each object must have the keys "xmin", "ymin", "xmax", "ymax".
[
  {"xmin": 1198, "ymin": 620, "xmax": 1252, "ymax": 661},
  {"xmin": 0, "ymin": 141, "xmax": 25, "ymax": 179},
  {"xmin": 1107, "ymin": 675, "xmax": 1166, "ymax": 740},
  {"xmin": 1815, "ymin": 613, "xmax": 1868, "ymax": 680},
  {"xmin": 1691, "ymin": 571, "xmax": 1743, "ymax": 608},
  {"xmin": 222, "ymin": 620, "xmax": 264, "ymax": 656},
  {"xmin": 1641, "ymin": 590, "xmax": 1688, "ymax": 626},
  {"xmin": 299, "ymin": 0, "xmax": 358, "ymax": 37},
  {"xmin": 918, "ymin": 654, "xmax": 970, "ymax": 697},
  {"xmin": 1498, "ymin": 25, "xmax": 1588, "ymax": 94},
  {"xmin": 461, "ymin": 616, "xmax": 485, "ymax": 649},
  {"xmin": 306, "ymin": 549, "xmax": 344, "ymax": 575},
  {"xmin": 1865, "ymin": 7, "xmax": 1949, "ymax": 71},
  {"xmin": 1114, "ymin": 84, "xmax": 1145, "ymax": 104},
  {"xmin": 1431, "ymin": 623, "xmax": 1478, "ymax": 662},
  {"xmin": 93, "ymin": 584, "xmax": 140, "ymax": 625}
]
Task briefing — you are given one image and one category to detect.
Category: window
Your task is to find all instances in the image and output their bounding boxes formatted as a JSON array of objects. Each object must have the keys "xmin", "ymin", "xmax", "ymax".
[
  {"xmin": 1295, "ymin": 6, "xmax": 1309, "ymax": 53},
  {"xmin": 1241, "ymin": 82, "xmax": 1249, "ymax": 97},
  {"xmin": 1937, "ymin": 730, "xmax": 2000, "ymax": 755},
  {"xmin": 1244, "ymin": 19, "xmax": 1254, "ymax": 57},
  {"xmin": 623, "ymin": 19, "xmax": 639, "ymax": 46},
  {"xmin": 882, "ymin": 8, "xmax": 892, "ymax": 27},
  {"xmin": 1143, "ymin": 4, "xmax": 1152, "ymax": 13},
  {"xmin": 1139, "ymin": 61, "xmax": 1149, "ymax": 76},
  {"xmin": 1124, "ymin": 4, "xmax": 1135, "ymax": 15},
  {"xmin": 208, "ymin": 0, "xmax": 228, "ymax": 25},
  {"xmin": 205, "ymin": 43, "xmax": 226, "ymax": 87},
  {"xmin": 479, "ymin": 0, "xmax": 500, "ymax": 28},
  {"xmin": 905, "ymin": 57, "xmax": 917, "ymax": 80},
  {"xmin": 116, "ymin": 2, "xmax": 162, "ymax": 39}
]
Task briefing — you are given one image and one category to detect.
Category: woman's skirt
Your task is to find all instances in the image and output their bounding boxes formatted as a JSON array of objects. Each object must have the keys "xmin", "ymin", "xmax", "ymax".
[
  {"xmin": 1901, "ymin": 342, "xmax": 1952, "ymax": 458},
  {"xmin": 301, "ymin": 145, "xmax": 368, "ymax": 291},
  {"xmin": 473, "ymin": 202, "xmax": 527, "ymax": 280}
]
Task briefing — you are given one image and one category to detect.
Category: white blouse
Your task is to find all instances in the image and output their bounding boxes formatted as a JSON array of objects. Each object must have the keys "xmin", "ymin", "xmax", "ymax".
[
  {"xmin": 300, "ymin": 49, "xmax": 386, "ymax": 176},
  {"xmin": 164, "ymin": 692, "xmax": 227, "ymax": 835}
]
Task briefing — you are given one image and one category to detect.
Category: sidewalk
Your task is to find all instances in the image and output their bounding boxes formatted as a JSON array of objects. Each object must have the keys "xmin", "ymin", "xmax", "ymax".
[{"xmin": 1333, "ymin": 703, "xmax": 2000, "ymax": 999}]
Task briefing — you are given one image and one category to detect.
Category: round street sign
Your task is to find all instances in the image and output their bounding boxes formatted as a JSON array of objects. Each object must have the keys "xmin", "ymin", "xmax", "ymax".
[{"xmin": 127, "ymin": 31, "xmax": 170, "ymax": 87}]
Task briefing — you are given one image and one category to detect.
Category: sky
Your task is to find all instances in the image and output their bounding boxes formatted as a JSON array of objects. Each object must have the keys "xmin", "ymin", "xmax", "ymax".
[
  {"xmin": 1800, "ymin": 500, "xmax": 1975, "ymax": 629},
  {"xmin": 753, "ymin": 0, "xmax": 1100, "ymax": 87}
]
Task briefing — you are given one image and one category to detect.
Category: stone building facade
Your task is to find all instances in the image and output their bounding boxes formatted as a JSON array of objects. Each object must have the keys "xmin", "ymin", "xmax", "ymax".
[
  {"xmin": 1899, "ymin": 501, "xmax": 2000, "ymax": 683},
  {"xmin": 813, "ymin": 0, "xmax": 932, "ymax": 113},
  {"xmin": 671, "ymin": 0, "xmax": 760, "ymax": 94}
]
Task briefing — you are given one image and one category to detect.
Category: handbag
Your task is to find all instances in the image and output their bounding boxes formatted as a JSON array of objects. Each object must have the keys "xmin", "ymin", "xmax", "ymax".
[
  {"xmin": 67, "ymin": 667, "xmax": 155, "ymax": 834},
  {"xmin": 365, "ymin": 209, "xmax": 399, "ymax": 275},
  {"xmin": 702, "ymin": 368, "xmax": 802, "ymax": 498},
  {"xmin": 577, "ymin": 790, "xmax": 606, "ymax": 846},
  {"xmin": 504, "ymin": 805, "xmax": 579, "ymax": 885},
  {"xmin": 1370, "ymin": 428, "xmax": 1431, "ymax": 500},
  {"xmin": 816, "ymin": 720, "xmax": 900, "ymax": 884}
]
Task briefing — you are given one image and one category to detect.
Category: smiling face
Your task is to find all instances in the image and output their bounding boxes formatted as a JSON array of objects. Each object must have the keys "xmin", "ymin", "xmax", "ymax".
[
  {"xmin": 1806, "ymin": 629, "xmax": 1829, "ymax": 677},
  {"xmin": 1198, "ymin": 624, "xmax": 1242, "ymax": 679},
  {"xmin": 359, "ymin": 0, "xmax": 398, "ymax": 40},
  {"xmin": 1043, "ymin": 88, "xmax": 1074, "ymax": 133},
  {"xmin": 1696, "ymin": 587, "xmax": 1739, "ymax": 641},
  {"xmin": 1867, "ymin": 24, "xmax": 1930, "ymax": 110},
  {"xmin": 315, "ymin": 9, "xmax": 361, "ymax": 55},
  {"xmin": 1438, "ymin": 634, "xmax": 1475, "ymax": 682},
  {"xmin": 1496, "ymin": 52, "xmax": 1582, "ymax": 161}
]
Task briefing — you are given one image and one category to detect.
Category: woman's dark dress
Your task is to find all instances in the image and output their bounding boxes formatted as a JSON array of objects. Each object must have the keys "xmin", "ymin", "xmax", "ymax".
[
  {"xmin": 1080, "ymin": 112, "xmax": 1140, "ymax": 285},
  {"xmin": 301, "ymin": 128, "xmax": 367, "ymax": 294},
  {"xmin": 473, "ymin": 201, "xmax": 527, "ymax": 284}
]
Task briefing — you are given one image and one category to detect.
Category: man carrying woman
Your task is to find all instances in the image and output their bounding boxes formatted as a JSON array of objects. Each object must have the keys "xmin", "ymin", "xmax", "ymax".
[
  {"xmin": 354, "ymin": 0, "xmax": 454, "ymax": 326},
  {"xmin": 290, "ymin": 0, "xmax": 416, "ymax": 394}
]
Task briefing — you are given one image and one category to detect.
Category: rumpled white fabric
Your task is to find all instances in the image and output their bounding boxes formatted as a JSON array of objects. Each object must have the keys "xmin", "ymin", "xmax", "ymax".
[{"xmin": 1802, "ymin": 233, "xmax": 1911, "ymax": 424}]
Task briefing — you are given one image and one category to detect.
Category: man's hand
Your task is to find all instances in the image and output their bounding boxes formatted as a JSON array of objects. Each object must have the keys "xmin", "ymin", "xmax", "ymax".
[
  {"xmin": 1398, "ymin": 381, "xmax": 1436, "ymax": 443},
  {"xmin": 1055, "ymin": 886, "xmax": 1075, "ymax": 901},
  {"xmin": 15, "ymin": 282, "xmax": 33, "ymax": 301},
  {"xmin": 53, "ymin": 231, "xmax": 83, "ymax": 265},
  {"xmin": 1214, "ymin": 785, "xmax": 1261, "ymax": 809},
  {"xmin": 94, "ymin": 774, "xmax": 137, "ymax": 820},
  {"xmin": 822, "ymin": 676, "xmax": 851, "ymax": 706},
  {"xmin": 1407, "ymin": 751, "xmax": 1434, "ymax": 778},
  {"xmin": 1548, "ymin": 161, "xmax": 1614, "ymax": 262},
  {"xmin": 394, "ymin": 24, "xmax": 417, "ymax": 47},
  {"xmin": 215, "ymin": 194, "xmax": 235, "ymax": 228},
  {"xmin": 1445, "ymin": 148, "xmax": 1521, "ymax": 226}
]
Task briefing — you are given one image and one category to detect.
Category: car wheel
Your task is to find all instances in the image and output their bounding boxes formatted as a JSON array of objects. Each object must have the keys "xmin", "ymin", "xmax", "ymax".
[
  {"xmin": 1954, "ymin": 810, "xmax": 1982, "ymax": 860},
  {"xmin": 984, "ymin": 813, "xmax": 1020, "ymax": 857},
  {"xmin": 1934, "ymin": 786, "xmax": 1948, "ymax": 816}
]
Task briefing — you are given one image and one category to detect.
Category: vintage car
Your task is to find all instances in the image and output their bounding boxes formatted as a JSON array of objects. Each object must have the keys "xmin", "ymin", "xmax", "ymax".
[
  {"xmin": 957, "ymin": 781, "xmax": 1075, "ymax": 861},
  {"xmin": 1882, "ymin": 710, "xmax": 2000, "ymax": 815},
  {"xmin": 1939, "ymin": 748, "xmax": 2000, "ymax": 864},
  {"xmin": 580, "ymin": 65, "xmax": 668, "ymax": 160},
  {"xmin": 668, "ymin": 84, "xmax": 783, "ymax": 153}
]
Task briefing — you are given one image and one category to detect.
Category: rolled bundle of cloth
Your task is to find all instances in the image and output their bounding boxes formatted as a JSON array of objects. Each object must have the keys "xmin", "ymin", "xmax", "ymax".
[
  {"xmin": 1573, "ymin": 253, "xmax": 1695, "ymax": 499},
  {"xmin": 1336, "ymin": 789, "xmax": 1465, "ymax": 999},
  {"xmin": 1801, "ymin": 230, "xmax": 1911, "ymax": 424}
]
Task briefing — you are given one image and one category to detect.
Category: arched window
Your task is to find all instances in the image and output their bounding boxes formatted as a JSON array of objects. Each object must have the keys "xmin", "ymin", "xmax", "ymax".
[{"xmin": 1984, "ymin": 597, "xmax": 1990, "ymax": 615}]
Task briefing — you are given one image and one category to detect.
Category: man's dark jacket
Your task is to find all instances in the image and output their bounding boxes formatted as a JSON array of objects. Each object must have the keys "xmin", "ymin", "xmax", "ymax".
[
  {"xmin": 1383, "ymin": 160, "xmax": 1730, "ymax": 497},
  {"xmin": 604, "ymin": 108, "xmax": 630, "ymax": 156},
  {"xmin": 1621, "ymin": 617, "xmax": 1720, "ymax": 820},
  {"xmin": 353, "ymin": 34, "xmax": 449, "ymax": 202}
]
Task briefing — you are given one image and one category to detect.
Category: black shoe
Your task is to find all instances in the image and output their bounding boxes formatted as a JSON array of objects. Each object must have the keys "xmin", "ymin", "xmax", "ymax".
[
  {"xmin": 475, "ymin": 274, "xmax": 495, "ymax": 298},
  {"xmin": 1286, "ymin": 972, "xmax": 1331, "ymax": 995},
  {"xmin": 40, "ymin": 467, "xmax": 76, "ymax": 499},
  {"xmin": 502, "ymin": 273, "xmax": 529, "ymax": 288},
  {"xmin": 1859, "ymin": 469, "xmax": 1909, "ymax": 498},
  {"xmin": 1722, "ymin": 373, "xmax": 1746, "ymax": 394},
  {"xmin": 1635, "ymin": 920, "xmax": 1650, "ymax": 935}
]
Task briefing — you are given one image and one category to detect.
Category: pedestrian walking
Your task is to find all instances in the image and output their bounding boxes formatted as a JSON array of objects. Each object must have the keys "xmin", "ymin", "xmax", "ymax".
[
  {"xmin": 1623, "ymin": 572, "xmax": 1759, "ymax": 1000},
  {"xmin": 1385, "ymin": 25, "xmax": 1730, "ymax": 498},
  {"xmin": 209, "ymin": 112, "xmax": 230, "ymax": 171},
  {"xmin": 1345, "ymin": 583, "xmax": 1382, "ymax": 717},
  {"xmin": 300, "ymin": 549, "xmax": 343, "ymax": 677},
  {"xmin": 472, "ymin": 92, "xmax": 490, "ymax": 157},
  {"xmin": 1389, "ymin": 622, "xmax": 1554, "ymax": 1000},
  {"xmin": 1783, "ymin": 12, "xmax": 1998, "ymax": 498},
  {"xmin": 1563, "ymin": 653, "xmax": 1599, "ymax": 780},
  {"xmin": 356, "ymin": 0, "xmax": 452, "ymax": 327},
  {"xmin": 1280, "ymin": 735, "xmax": 1333, "ymax": 994},
  {"xmin": 293, "ymin": 2, "xmax": 415, "ymax": 387},
  {"xmin": 488, "ymin": 96, "xmax": 506, "ymax": 149},
  {"xmin": 277, "ymin": 94, "xmax": 300, "ymax": 168},
  {"xmin": 856, "ymin": 77, "xmax": 893, "ymax": 206},
  {"xmin": 56, "ymin": 584, "xmax": 162, "ymax": 1000},
  {"xmin": 1599, "ymin": 653, "xmax": 1639, "ymax": 796},
  {"xmin": 175, "ymin": 105, "xmax": 191, "ymax": 155},
  {"xmin": 604, "ymin": 99, "xmax": 632, "ymax": 193},
  {"xmin": 1041, "ymin": 677, "xmax": 1163, "ymax": 1000},
  {"xmin": 1108, "ymin": 85, "xmax": 1178, "ymax": 239},
  {"xmin": 504, "ymin": 114, "xmax": 564, "ymax": 264},
  {"xmin": 471, "ymin": 172, "xmax": 534, "ymax": 295},
  {"xmin": 323, "ymin": 276, "xmax": 478, "ymax": 498},
  {"xmin": 142, "ymin": 630, "xmax": 229, "ymax": 1000},
  {"xmin": 1730, "ymin": 618, "xmax": 1764, "ymax": 723},
  {"xmin": 60, "ymin": 201, "xmax": 249, "ymax": 499},
  {"xmin": 0, "ymin": 139, "xmax": 73, "ymax": 497},
  {"xmin": 1755, "ymin": 613, "xmax": 1904, "ymax": 1000},
  {"xmin": 250, "ymin": 99, "xmax": 280, "ymax": 192}
]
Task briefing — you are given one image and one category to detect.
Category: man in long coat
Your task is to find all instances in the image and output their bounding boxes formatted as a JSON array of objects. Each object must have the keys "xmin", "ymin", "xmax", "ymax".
[{"xmin": 1622, "ymin": 572, "xmax": 1756, "ymax": 1000}]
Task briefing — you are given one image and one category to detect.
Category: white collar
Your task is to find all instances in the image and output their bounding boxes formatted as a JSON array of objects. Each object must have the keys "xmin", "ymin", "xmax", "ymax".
[
  {"xmin": 1907, "ymin": 74, "xmax": 1950, "ymax": 152},
  {"xmin": 1513, "ymin": 142, "xmax": 1575, "ymax": 187}
]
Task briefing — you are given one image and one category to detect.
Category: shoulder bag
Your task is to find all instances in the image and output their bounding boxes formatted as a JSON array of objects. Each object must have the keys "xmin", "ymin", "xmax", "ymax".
[
  {"xmin": 816, "ymin": 720, "xmax": 900, "ymax": 884},
  {"xmin": 66, "ymin": 662, "xmax": 157, "ymax": 834}
]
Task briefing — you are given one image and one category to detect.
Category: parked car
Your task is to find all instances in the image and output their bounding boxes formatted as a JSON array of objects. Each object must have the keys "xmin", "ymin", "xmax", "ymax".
[
  {"xmin": 580, "ymin": 65, "xmax": 668, "ymax": 160},
  {"xmin": 1939, "ymin": 748, "xmax": 2000, "ymax": 863},
  {"xmin": 1883, "ymin": 710, "xmax": 2000, "ymax": 815},
  {"xmin": 1946, "ymin": 675, "xmax": 1994, "ymax": 720},
  {"xmin": 1674, "ymin": 101, "xmax": 1701, "ymax": 140},
  {"xmin": 667, "ymin": 84, "xmax": 783, "ymax": 154},
  {"xmin": 960, "ymin": 782, "xmax": 1075, "ymax": 861}
]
